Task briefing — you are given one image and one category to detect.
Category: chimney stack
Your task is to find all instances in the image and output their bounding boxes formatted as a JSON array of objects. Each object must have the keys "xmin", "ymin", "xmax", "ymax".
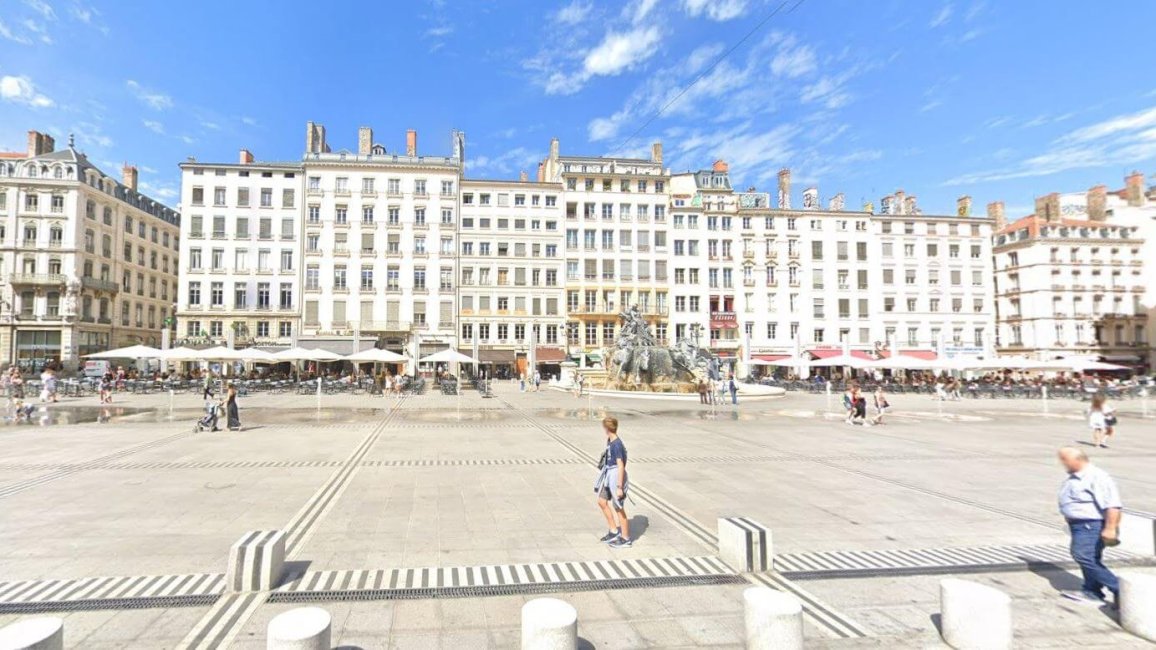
[
  {"xmin": 1034, "ymin": 192, "xmax": 1061, "ymax": 222},
  {"xmin": 1125, "ymin": 170, "xmax": 1146, "ymax": 206},
  {"xmin": 549, "ymin": 137, "xmax": 560, "ymax": 161},
  {"xmin": 305, "ymin": 121, "xmax": 327, "ymax": 154},
  {"xmin": 894, "ymin": 189, "xmax": 907, "ymax": 215},
  {"xmin": 239, "ymin": 149, "xmax": 254, "ymax": 165},
  {"xmin": 1087, "ymin": 185, "xmax": 1108, "ymax": 220},
  {"xmin": 712, "ymin": 159, "xmax": 729, "ymax": 173},
  {"xmin": 904, "ymin": 194, "xmax": 918, "ymax": 215},
  {"xmin": 406, "ymin": 129, "xmax": 417, "ymax": 157},
  {"xmin": 777, "ymin": 168, "xmax": 791, "ymax": 209},
  {"xmin": 26, "ymin": 130, "xmax": 54, "ymax": 157},
  {"xmin": 122, "ymin": 164, "xmax": 138, "ymax": 191},
  {"xmin": 987, "ymin": 200, "xmax": 1006, "ymax": 230},
  {"xmin": 536, "ymin": 162, "xmax": 545, "ymax": 183},
  {"xmin": 358, "ymin": 127, "xmax": 374, "ymax": 156},
  {"xmin": 519, "ymin": 170, "xmax": 528, "ymax": 182},
  {"xmin": 957, "ymin": 195, "xmax": 972, "ymax": 217},
  {"xmin": 651, "ymin": 141, "xmax": 663, "ymax": 164}
]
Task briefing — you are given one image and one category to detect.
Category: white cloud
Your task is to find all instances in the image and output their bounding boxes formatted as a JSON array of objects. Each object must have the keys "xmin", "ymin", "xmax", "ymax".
[
  {"xmin": 139, "ymin": 181, "xmax": 177, "ymax": 200},
  {"xmin": 241, "ymin": 116, "xmax": 258, "ymax": 126},
  {"xmin": 929, "ymin": 4, "xmax": 952, "ymax": 28},
  {"xmin": 468, "ymin": 146, "xmax": 542, "ymax": 177},
  {"xmin": 919, "ymin": 99, "xmax": 943, "ymax": 112},
  {"xmin": 23, "ymin": 0, "xmax": 56, "ymax": 20},
  {"xmin": 142, "ymin": 120, "xmax": 165, "ymax": 134},
  {"xmin": 555, "ymin": 0, "xmax": 592, "ymax": 25},
  {"xmin": 944, "ymin": 104, "xmax": 1156, "ymax": 186},
  {"xmin": 584, "ymin": 26, "xmax": 662, "ymax": 76},
  {"xmin": 70, "ymin": 122, "xmax": 112, "ymax": 148},
  {"xmin": 0, "ymin": 75, "xmax": 54, "ymax": 108},
  {"xmin": 71, "ymin": 4, "xmax": 94, "ymax": 22},
  {"xmin": 22, "ymin": 19, "xmax": 52, "ymax": 44},
  {"xmin": 125, "ymin": 79, "xmax": 173, "ymax": 110},
  {"xmin": 770, "ymin": 41, "xmax": 816, "ymax": 78},
  {"xmin": 683, "ymin": 0, "xmax": 747, "ymax": 21},
  {"xmin": 139, "ymin": 165, "xmax": 158, "ymax": 174},
  {"xmin": 179, "ymin": 135, "xmax": 195, "ymax": 144},
  {"xmin": 800, "ymin": 75, "xmax": 851, "ymax": 109},
  {"xmin": 200, "ymin": 121, "xmax": 220, "ymax": 131},
  {"xmin": 0, "ymin": 19, "xmax": 32, "ymax": 44},
  {"xmin": 627, "ymin": 0, "xmax": 659, "ymax": 24},
  {"xmin": 425, "ymin": 25, "xmax": 453, "ymax": 37}
]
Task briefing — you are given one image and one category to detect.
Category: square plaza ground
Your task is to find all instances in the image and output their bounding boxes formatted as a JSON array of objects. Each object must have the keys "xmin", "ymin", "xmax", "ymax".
[{"xmin": 1, "ymin": 383, "xmax": 1153, "ymax": 648}]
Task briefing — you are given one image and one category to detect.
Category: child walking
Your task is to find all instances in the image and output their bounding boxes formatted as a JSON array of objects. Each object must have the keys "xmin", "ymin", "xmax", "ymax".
[{"xmin": 594, "ymin": 416, "xmax": 631, "ymax": 549}]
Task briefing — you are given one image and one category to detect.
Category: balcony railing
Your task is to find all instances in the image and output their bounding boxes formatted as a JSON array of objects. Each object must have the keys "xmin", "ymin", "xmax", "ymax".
[
  {"xmin": 81, "ymin": 277, "xmax": 120, "ymax": 293},
  {"xmin": 9, "ymin": 273, "xmax": 65, "ymax": 286}
]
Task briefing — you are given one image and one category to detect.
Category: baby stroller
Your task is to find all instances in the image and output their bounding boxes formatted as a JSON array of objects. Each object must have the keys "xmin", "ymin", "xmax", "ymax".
[{"xmin": 195, "ymin": 400, "xmax": 222, "ymax": 432}]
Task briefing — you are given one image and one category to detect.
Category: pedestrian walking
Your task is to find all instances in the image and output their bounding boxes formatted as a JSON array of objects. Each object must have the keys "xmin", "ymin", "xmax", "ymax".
[
  {"xmin": 870, "ymin": 386, "xmax": 890, "ymax": 425},
  {"xmin": 202, "ymin": 372, "xmax": 215, "ymax": 400},
  {"xmin": 98, "ymin": 372, "xmax": 112, "ymax": 404},
  {"xmin": 533, "ymin": 370, "xmax": 541, "ymax": 392},
  {"xmin": 697, "ymin": 378, "xmax": 708, "ymax": 404},
  {"xmin": 39, "ymin": 368, "xmax": 58, "ymax": 403},
  {"xmin": 594, "ymin": 416, "xmax": 631, "ymax": 549},
  {"xmin": 224, "ymin": 382, "xmax": 242, "ymax": 431},
  {"xmin": 1056, "ymin": 447, "xmax": 1121, "ymax": 606},
  {"xmin": 1088, "ymin": 394, "xmax": 1109, "ymax": 448},
  {"xmin": 728, "ymin": 374, "xmax": 738, "ymax": 405},
  {"xmin": 1102, "ymin": 396, "xmax": 1118, "ymax": 444}
]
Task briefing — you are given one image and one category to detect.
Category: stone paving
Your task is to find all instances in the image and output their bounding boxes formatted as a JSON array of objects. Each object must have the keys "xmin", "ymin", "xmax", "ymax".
[{"xmin": 0, "ymin": 383, "xmax": 1153, "ymax": 647}]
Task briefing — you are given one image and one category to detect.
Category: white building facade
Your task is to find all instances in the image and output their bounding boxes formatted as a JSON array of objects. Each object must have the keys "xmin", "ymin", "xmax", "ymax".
[
  {"xmin": 993, "ymin": 176, "xmax": 1153, "ymax": 369},
  {"xmin": 1, "ymin": 131, "xmax": 180, "ymax": 370},
  {"xmin": 177, "ymin": 152, "xmax": 302, "ymax": 346},
  {"xmin": 458, "ymin": 178, "xmax": 566, "ymax": 375}
]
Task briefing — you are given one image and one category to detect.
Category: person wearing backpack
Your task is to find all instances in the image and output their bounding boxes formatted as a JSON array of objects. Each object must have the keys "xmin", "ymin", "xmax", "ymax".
[{"xmin": 594, "ymin": 416, "xmax": 632, "ymax": 549}]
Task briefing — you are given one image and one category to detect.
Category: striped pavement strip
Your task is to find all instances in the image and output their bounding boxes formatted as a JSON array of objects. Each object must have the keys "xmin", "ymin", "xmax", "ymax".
[
  {"xmin": 177, "ymin": 591, "xmax": 265, "ymax": 650},
  {"xmin": 0, "ymin": 573, "xmax": 224, "ymax": 604},
  {"xmin": 276, "ymin": 556, "xmax": 733, "ymax": 594},
  {"xmin": 0, "ymin": 430, "xmax": 194, "ymax": 500},
  {"xmin": 775, "ymin": 543, "xmax": 1149, "ymax": 578}
]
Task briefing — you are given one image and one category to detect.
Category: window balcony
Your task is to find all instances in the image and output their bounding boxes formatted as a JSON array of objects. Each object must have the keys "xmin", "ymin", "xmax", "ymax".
[{"xmin": 9, "ymin": 273, "xmax": 65, "ymax": 286}]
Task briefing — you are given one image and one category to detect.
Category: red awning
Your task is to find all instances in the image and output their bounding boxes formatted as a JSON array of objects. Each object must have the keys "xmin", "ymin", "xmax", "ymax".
[
  {"xmin": 808, "ymin": 349, "xmax": 875, "ymax": 360},
  {"xmin": 880, "ymin": 349, "xmax": 937, "ymax": 360},
  {"xmin": 534, "ymin": 346, "xmax": 566, "ymax": 363},
  {"xmin": 753, "ymin": 354, "xmax": 789, "ymax": 362}
]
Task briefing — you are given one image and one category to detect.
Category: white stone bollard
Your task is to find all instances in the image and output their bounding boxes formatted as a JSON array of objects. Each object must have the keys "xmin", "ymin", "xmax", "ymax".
[
  {"xmin": 743, "ymin": 587, "xmax": 803, "ymax": 650},
  {"xmin": 227, "ymin": 530, "xmax": 287, "ymax": 592},
  {"xmin": 521, "ymin": 597, "xmax": 578, "ymax": 650},
  {"xmin": 0, "ymin": 617, "xmax": 64, "ymax": 650},
  {"xmin": 1119, "ymin": 511, "xmax": 1156, "ymax": 558},
  {"xmin": 939, "ymin": 578, "xmax": 1012, "ymax": 650},
  {"xmin": 1119, "ymin": 572, "xmax": 1156, "ymax": 643},
  {"xmin": 718, "ymin": 517, "xmax": 772, "ymax": 573},
  {"xmin": 267, "ymin": 606, "xmax": 331, "ymax": 650}
]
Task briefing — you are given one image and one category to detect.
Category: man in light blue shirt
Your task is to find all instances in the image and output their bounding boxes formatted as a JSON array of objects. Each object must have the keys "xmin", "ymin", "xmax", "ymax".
[{"xmin": 1057, "ymin": 447, "xmax": 1122, "ymax": 605}]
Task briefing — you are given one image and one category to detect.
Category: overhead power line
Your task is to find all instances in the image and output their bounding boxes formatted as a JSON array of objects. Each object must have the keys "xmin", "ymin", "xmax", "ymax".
[{"xmin": 612, "ymin": 0, "xmax": 808, "ymax": 157}]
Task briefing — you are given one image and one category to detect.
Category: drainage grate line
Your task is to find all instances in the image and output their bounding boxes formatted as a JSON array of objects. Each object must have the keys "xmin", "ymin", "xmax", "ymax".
[{"xmin": 0, "ymin": 594, "xmax": 217, "ymax": 615}]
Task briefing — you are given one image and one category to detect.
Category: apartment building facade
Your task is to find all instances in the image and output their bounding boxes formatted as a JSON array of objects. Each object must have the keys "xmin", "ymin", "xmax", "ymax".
[
  {"xmin": 993, "ymin": 176, "xmax": 1153, "ymax": 368},
  {"xmin": 458, "ymin": 177, "xmax": 566, "ymax": 374},
  {"xmin": 0, "ymin": 131, "xmax": 180, "ymax": 370},
  {"xmin": 543, "ymin": 138, "xmax": 672, "ymax": 361},
  {"xmin": 299, "ymin": 125, "xmax": 464, "ymax": 356},
  {"xmin": 176, "ymin": 153, "xmax": 302, "ymax": 346}
]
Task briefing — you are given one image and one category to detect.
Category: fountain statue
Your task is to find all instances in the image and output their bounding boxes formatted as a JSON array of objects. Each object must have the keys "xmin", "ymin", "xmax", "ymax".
[{"xmin": 603, "ymin": 305, "xmax": 712, "ymax": 392}]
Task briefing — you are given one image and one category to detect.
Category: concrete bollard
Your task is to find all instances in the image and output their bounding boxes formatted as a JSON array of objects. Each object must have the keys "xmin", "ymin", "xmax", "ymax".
[
  {"xmin": 267, "ymin": 606, "xmax": 331, "ymax": 650},
  {"xmin": 0, "ymin": 617, "xmax": 64, "ymax": 650},
  {"xmin": 1119, "ymin": 511, "xmax": 1156, "ymax": 557},
  {"xmin": 1119, "ymin": 572, "xmax": 1156, "ymax": 643},
  {"xmin": 718, "ymin": 517, "xmax": 772, "ymax": 572},
  {"xmin": 521, "ymin": 597, "xmax": 578, "ymax": 650},
  {"xmin": 227, "ymin": 530, "xmax": 287, "ymax": 592},
  {"xmin": 939, "ymin": 578, "xmax": 1011, "ymax": 650},
  {"xmin": 742, "ymin": 587, "xmax": 803, "ymax": 650}
]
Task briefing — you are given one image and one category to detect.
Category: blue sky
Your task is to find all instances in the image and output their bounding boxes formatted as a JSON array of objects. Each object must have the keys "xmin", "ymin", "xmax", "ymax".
[{"xmin": 2, "ymin": 0, "xmax": 1155, "ymax": 218}]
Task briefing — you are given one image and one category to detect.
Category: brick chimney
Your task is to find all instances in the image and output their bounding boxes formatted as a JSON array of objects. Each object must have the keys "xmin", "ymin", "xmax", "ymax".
[
  {"xmin": 358, "ymin": 126, "xmax": 373, "ymax": 156},
  {"xmin": 536, "ymin": 162, "xmax": 545, "ymax": 182},
  {"xmin": 777, "ymin": 168, "xmax": 791, "ymax": 209},
  {"xmin": 987, "ymin": 201, "xmax": 1006, "ymax": 230},
  {"xmin": 26, "ymin": 130, "xmax": 54, "ymax": 157},
  {"xmin": 405, "ymin": 129, "xmax": 417, "ymax": 157},
  {"xmin": 1125, "ymin": 170, "xmax": 1146, "ymax": 206},
  {"xmin": 519, "ymin": 170, "xmax": 528, "ymax": 182},
  {"xmin": 1086, "ymin": 185, "xmax": 1108, "ymax": 220},
  {"xmin": 712, "ymin": 159, "xmax": 729, "ymax": 173},
  {"xmin": 651, "ymin": 141, "xmax": 663, "ymax": 164},
  {"xmin": 305, "ymin": 121, "xmax": 327, "ymax": 154},
  {"xmin": 957, "ymin": 195, "xmax": 972, "ymax": 217},
  {"xmin": 1034, "ymin": 192, "xmax": 1061, "ymax": 222},
  {"xmin": 122, "ymin": 164, "xmax": 138, "ymax": 191},
  {"xmin": 239, "ymin": 149, "xmax": 254, "ymax": 164}
]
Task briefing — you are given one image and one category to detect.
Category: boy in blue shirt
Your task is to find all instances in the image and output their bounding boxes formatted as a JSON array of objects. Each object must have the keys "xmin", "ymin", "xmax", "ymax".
[{"xmin": 594, "ymin": 416, "xmax": 631, "ymax": 548}]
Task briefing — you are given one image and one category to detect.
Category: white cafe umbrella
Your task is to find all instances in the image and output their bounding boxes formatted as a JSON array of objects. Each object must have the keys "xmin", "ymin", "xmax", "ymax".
[
  {"xmin": 808, "ymin": 353, "xmax": 870, "ymax": 369},
  {"xmin": 868, "ymin": 354, "xmax": 929, "ymax": 370},
  {"xmin": 239, "ymin": 348, "xmax": 278, "ymax": 362},
  {"xmin": 993, "ymin": 356, "xmax": 1052, "ymax": 371},
  {"xmin": 419, "ymin": 348, "xmax": 478, "ymax": 364},
  {"xmin": 1073, "ymin": 359, "xmax": 1130, "ymax": 372},
  {"xmin": 300, "ymin": 348, "xmax": 343, "ymax": 362},
  {"xmin": 197, "ymin": 346, "xmax": 252, "ymax": 361},
  {"xmin": 272, "ymin": 347, "xmax": 341, "ymax": 362},
  {"xmin": 346, "ymin": 348, "xmax": 407, "ymax": 363},
  {"xmin": 156, "ymin": 346, "xmax": 204, "ymax": 361},
  {"xmin": 84, "ymin": 344, "xmax": 164, "ymax": 359}
]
